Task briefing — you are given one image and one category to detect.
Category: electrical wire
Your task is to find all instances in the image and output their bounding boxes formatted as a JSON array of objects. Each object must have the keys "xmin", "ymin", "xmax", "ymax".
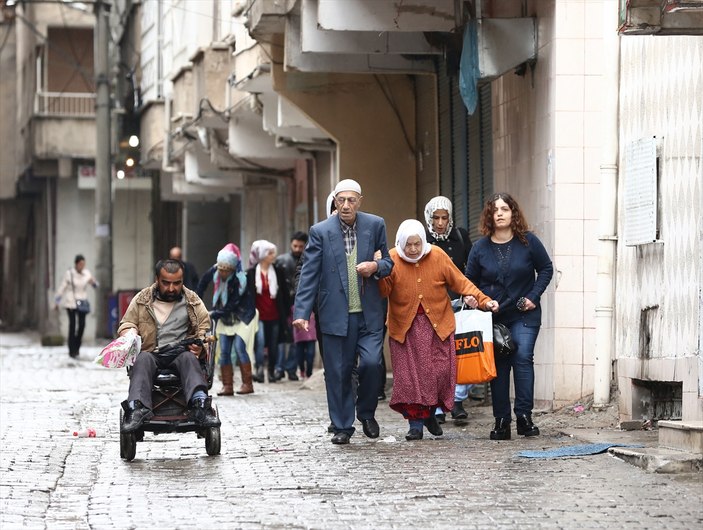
[
  {"xmin": 14, "ymin": 11, "xmax": 95, "ymax": 85},
  {"xmin": 373, "ymin": 74, "xmax": 415, "ymax": 156},
  {"xmin": 0, "ymin": 24, "xmax": 11, "ymax": 56}
]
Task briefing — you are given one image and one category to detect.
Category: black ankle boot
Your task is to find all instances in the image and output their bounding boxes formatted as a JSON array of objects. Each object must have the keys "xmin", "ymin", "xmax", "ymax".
[
  {"xmin": 190, "ymin": 397, "xmax": 221, "ymax": 428},
  {"xmin": 451, "ymin": 401, "xmax": 468, "ymax": 420},
  {"xmin": 490, "ymin": 418, "xmax": 511, "ymax": 440},
  {"xmin": 121, "ymin": 400, "xmax": 153, "ymax": 433},
  {"xmin": 252, "ymin": 365, "xmax": 265, "ymax": 383},
  {"xmin": 516, "ymin": 414, "xmax": 540, "ymax": 436},
  {"xmin": 423, "ymin": 414, "xmax": 443, "ymax": 436}
]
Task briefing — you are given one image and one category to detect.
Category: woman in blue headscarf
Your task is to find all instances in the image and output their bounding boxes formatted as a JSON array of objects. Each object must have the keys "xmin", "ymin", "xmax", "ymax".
[{"xmin": 196, "ymin": 243, "xmax": 257, "ymax": 395}]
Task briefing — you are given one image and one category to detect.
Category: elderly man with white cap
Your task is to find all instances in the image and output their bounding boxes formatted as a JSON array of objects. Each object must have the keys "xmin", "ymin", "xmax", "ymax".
[{"xmin": 293, "ymin": 179, "xmax": 394, "ymax": 444}]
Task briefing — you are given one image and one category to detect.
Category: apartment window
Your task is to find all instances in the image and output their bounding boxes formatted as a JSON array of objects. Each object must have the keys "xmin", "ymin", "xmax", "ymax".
[{"xmin": 34, "ymin": 28, "xmax": 95, "ymax": 116}]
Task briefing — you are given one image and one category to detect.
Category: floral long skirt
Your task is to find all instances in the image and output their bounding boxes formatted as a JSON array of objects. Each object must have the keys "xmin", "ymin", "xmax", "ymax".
[{"xmin": 388, "ymin": 312, "xmax": 456, "ymax": 420}]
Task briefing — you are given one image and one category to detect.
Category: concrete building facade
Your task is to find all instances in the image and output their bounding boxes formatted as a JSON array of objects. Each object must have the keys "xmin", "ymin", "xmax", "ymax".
[{"xmin": 1, "ymin": 0, "xmax": 701, "ymax": 443}]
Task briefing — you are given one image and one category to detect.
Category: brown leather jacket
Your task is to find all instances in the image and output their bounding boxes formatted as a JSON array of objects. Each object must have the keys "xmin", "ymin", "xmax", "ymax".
[{"xmin": 117, "ymin": 284, "xmax": 211, "ymax": 352}]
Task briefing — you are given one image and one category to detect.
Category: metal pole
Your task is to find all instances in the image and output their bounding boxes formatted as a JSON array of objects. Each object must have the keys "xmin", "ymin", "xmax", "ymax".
[{"xmin": 94, "ymin": 0, "xmax": 113, "ymax": 338}]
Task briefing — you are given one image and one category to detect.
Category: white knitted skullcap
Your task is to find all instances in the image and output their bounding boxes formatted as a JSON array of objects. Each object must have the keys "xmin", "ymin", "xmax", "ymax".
[{"xmin": 334, "ymin": 179, "xmax": 362, "ymax": 196}]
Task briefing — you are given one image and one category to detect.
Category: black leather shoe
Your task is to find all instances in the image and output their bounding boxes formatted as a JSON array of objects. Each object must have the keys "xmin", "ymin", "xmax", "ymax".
[
  {"xmin": 451, "ymin": 401, "xmax": 468, "ymax": 420},
  {"xmin": 516, "ymin": 414, "xmax": 540, "ymax": 436},
  {"xmin": 121, "ymin": 400, "xmax": 153, "ymax": 433},
  {"xmin": 490, "ymin": 418, "xmax": 511, "ymax": 440},
  {"xmin": 405, "ymin": 428, "xmax": 423, "ymax": 441},
  {"xmin": 377, "ymin": 391, "xmax": 386, "ymax": 401},
  {"xmin": 361, "ymin": 418, "xmax": 380, "ymax": 438},
  {"xmin": 327, "ymin": 422, "xmax": 335, "ymax": 433},
  {"xmin": 190, "ymin": 397, "xmax": 221, "ymax": 428},
  {"xmin": 435, "ymin": 413, "xmax": 446, "ymax": 424},
  {"xmin": 252, "ymin": 366, "xmax": 265, "ymax": 383},
  {"xmin": 331, "ymin": 432, "xmax": 351, "ymax": 445},
  {"xmin": 287, "ymin": 371, "xmax": 299, "ymax": 381},
  {"xmin": 423, "ymin": 414, "xmax": 443, "ymax": 436}
]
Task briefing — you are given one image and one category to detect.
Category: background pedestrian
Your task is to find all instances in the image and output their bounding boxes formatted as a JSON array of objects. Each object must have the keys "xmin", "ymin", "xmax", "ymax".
[
  {"xmin": 197, "ymin": 244, "xmax": 257, "ymax": 395},
  {"xmin": 55, "ymin": 254, "xmax": 97, "ymax": 358},
  {"xmin": 293, "ymin": 311, "xmax": 317, "ymax": 379},
  {"xmin": 275, "ymin": 231, "xmax": 309, "ymax": 380},
  {"xmin": 169, "ymin": 246, "xmax": 199, "ymax": 291},
  {"xmin": 249, "ymin": 240, "xmax": 291, "ymax": 383}
]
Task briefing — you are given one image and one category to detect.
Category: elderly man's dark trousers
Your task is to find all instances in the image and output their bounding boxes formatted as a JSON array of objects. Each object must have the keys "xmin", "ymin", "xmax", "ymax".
[
  {"xmin": 321, "ymin": 313, "xmax": 382, "ymax": 436},
  {"xmin": 128, "ymin": 351, "xmax": 207, "ymax": 409}
]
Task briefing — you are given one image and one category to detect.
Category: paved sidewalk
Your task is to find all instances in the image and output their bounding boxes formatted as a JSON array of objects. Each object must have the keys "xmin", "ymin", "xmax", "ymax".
[{"xmin": 1, "ymin": 332, "xmax": 701, "ymax": 529}]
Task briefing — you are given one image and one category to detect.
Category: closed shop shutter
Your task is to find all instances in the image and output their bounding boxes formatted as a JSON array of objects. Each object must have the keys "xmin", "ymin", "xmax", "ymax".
[{"xmin": 436, "ymin": 64, "xmax": 493, "ymax": 240}]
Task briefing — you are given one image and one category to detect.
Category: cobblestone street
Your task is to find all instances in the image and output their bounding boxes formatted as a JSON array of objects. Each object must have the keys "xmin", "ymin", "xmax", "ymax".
[{"xmin": 1, "ymin": 332, "xmax": 702, "ymax": 529}]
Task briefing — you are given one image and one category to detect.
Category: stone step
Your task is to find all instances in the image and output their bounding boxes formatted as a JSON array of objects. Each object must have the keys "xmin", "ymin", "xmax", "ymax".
[
  {"xmin": 658, "ymin": 420, "xmax": 703, "ymax": 454},
  {"xmin": 609, "ymin": 446, "xmax": 703, "ymax": 474}
]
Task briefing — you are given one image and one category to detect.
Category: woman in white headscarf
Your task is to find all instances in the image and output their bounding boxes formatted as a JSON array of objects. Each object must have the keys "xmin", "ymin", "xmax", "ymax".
[
  {"xmin": 379, "ymin": 220, "xmax": 498, "ymax": 441},
  {"xmin": 424, "ymin": 195, "xmax": 473, "ymax": 273},
  {"xmin": 424, "ymin": 196, "xmax": 475, "ymax": 424},
  {"xmin": 248, "ymin": 240, "xmax": 291, "ymax": 383}
]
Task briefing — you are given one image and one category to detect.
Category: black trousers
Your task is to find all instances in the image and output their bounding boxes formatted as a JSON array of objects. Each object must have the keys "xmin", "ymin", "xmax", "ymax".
[
  {"xmin": 128, "ymin": 350, "xmax": 208, "ymax": 409},
  {"xmin": 66, "ymin": 309, "xmax": 86, "ymax": 355}
]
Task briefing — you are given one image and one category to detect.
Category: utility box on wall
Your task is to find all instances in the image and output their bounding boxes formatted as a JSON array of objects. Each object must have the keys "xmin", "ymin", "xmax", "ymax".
[{"xmin": 477, "ymin": 18, "xmax": 536, "ymax": 79}]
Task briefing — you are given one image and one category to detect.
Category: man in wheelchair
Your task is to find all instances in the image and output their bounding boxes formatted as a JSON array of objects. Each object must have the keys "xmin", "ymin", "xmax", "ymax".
[{"xmin": 118, "ymin": 259, "xmax": 220, "ymax": 433}]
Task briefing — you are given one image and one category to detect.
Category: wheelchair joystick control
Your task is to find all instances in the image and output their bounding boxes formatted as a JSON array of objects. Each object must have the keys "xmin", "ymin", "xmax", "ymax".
[{"xmin": 73, "ymin": 428, "xmax": 97, "ymax": 438}]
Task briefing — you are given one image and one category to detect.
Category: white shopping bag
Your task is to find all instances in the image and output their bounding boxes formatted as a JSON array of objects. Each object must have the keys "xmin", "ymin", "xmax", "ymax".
[{"xmin": 454, "ymin": 308, "xmax": 496, "ymax": 384}]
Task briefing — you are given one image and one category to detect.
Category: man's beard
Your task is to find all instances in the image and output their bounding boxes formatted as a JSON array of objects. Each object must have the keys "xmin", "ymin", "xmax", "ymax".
[
  {"xmin": 156, "ymin": 290, "xmax": 183, "ymax": 302},
  {"xmin": 292, "ymin": 251, "xmax": 302, "ymax": 259}
]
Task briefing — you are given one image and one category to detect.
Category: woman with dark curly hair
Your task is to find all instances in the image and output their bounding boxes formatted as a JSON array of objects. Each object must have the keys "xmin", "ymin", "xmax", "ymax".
[{"xmin": 465, "ymin": 193, "xmax": 553, "ymax": 440}]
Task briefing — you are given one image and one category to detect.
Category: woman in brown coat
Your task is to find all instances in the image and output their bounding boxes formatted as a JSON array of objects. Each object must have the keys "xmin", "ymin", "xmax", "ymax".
[{"xmin": 379, "ymin": 220, "xmax": 499, "ymax": 441}]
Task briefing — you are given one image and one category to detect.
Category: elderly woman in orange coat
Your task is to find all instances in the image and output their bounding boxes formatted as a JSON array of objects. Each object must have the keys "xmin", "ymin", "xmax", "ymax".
[{"xmin": 380, "ymin": 220, "xmax": 499, "ymax": 441}]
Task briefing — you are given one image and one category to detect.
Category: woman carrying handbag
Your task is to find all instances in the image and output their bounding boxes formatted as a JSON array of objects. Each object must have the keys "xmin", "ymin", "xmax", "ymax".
[
  {"xmin": 55, "ymin": 254, "xmax": 97, "ymax": 358},
  {"xmin": 465, "ymin": 194, "xmax": 553, "ymax": 440}
]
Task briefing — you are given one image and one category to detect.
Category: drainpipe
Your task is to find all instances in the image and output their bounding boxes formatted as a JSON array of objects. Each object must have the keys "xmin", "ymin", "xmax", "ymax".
[{"xmin": 594, "ymin": 0, "xmax": 620, "ymax": 408}]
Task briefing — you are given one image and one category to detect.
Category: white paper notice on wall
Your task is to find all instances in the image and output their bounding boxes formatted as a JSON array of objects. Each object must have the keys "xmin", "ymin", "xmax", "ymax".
[{"xmin": 624, "ymin": 137, "xmax": 658, "ymax": 246}]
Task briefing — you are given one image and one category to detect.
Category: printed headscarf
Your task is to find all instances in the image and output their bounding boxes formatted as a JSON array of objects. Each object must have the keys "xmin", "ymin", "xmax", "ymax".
[
  {"xmin": 395, "ymin": 219, "xmax": 432, "ymax": 264},
  {"xmin": 424, "ymin": 195, "xmax": 454, "ymax": 242},
  {"xmin": 249, "ymin": 240, "xmax": 278, "ymax": 298},
  {"xmin": 212, "ymin": 243, "xmax": 246, "ymax": 307}
]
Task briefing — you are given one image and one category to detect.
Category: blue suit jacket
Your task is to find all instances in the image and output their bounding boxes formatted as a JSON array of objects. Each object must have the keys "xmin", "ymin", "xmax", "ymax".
[{"xmin": 294, "ymin": 212, "xmax": 393, "ymax": 336}]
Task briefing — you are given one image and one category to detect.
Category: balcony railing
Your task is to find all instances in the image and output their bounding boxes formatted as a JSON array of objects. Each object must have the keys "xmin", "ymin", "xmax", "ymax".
[{"xmin": 34, "ymin": 91, "xmax": 96, "ymax": 117}]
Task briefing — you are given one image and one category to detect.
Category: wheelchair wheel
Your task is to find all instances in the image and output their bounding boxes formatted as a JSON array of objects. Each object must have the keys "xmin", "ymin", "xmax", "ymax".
[
  {"xmin": 119, "ymin": 409, "xmax": 125, "ymax": 458},
  {"xmin": 205, "ymin": 427, "xmax": 221, "ymax": 456},
  {"xmin": 121, "ymin": 432, "xmax": 137, "ymax": 461},
  {"xmin": 119, "ymin": 409, "xmax": 137, "ymax": 461}
]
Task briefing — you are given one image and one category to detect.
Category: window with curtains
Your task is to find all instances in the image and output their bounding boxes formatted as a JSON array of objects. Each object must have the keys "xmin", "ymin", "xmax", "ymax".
[{"xmin": 437, "ymin": 63, "xmax": 493, "ymax": 242}]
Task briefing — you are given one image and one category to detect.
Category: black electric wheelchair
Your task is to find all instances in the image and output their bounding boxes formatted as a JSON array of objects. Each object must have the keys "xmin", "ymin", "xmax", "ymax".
[{"xmin": 119, "ymin": 334, "xmax": 221, "ymax": 461}]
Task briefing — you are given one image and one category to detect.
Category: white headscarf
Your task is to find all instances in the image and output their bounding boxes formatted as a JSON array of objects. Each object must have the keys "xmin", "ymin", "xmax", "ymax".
[
  {"xmin": 325, "ymin": 191, "xmax": 337, "ymax": 218},
  {"xmin": 395, "ymin": 219, "xmax": 432, "ymax": 264},
  {"xmin": 424, "ymin": 196, "xmax": 454, "ymax": 242},
  {"xmin": 249, "ymin": 240, "xmax": 278, "ymax": 298}
]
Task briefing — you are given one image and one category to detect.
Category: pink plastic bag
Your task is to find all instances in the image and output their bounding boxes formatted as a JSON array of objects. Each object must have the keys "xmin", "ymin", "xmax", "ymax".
[{"xmin": 94, "ymin": 330, "xmax": 141, "ymax": 368}]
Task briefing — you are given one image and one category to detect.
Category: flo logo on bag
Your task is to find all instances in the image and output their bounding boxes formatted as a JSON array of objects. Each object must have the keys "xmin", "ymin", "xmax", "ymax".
[{"xmin": 455, "ymin": 331, "xmax": 484, "ymax": 355}]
